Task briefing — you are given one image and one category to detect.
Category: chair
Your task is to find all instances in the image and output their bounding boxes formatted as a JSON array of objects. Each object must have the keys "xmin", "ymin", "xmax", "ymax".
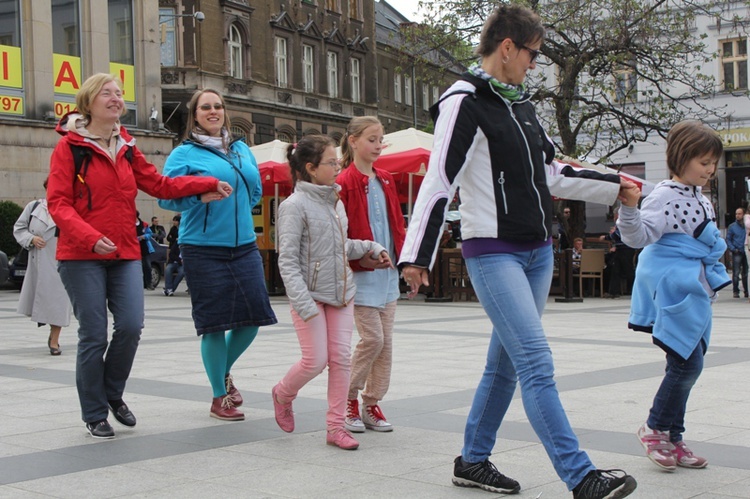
[{"xmin": 578, "ymin": 249, "xmax": 606, "ymax": 298}]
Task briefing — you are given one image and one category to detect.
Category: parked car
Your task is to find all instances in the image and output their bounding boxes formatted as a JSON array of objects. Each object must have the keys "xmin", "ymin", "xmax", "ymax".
[
  {"xmin": 8, "ymin": 249, "xmax": 25, "ymax": 288},
  {"xmin": 150, "ymin": 243, "xmax": 168, "ymax": 289},
  {"xmin": 0, "ymin": 250, "xmax": 9, "ymax": 286}
]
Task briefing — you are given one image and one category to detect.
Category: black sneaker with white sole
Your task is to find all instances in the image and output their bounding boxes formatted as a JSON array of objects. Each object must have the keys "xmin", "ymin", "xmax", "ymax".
[
  {"xmin": 572, "ymin": 469, "xmax": 637, "ymax": 499},
  {"xmin": 452, "ymin": 456, "xmax": 520, "ymax": 494},
  {"xmin": 86, "ymin": 420, "xmax": 115, "ymax": 439}
]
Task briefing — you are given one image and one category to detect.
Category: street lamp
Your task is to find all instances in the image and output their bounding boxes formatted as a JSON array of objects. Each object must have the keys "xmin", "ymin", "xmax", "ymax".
[{"xmin": 159, "ymin": 11, "xmax": 205, "ymax": 24}]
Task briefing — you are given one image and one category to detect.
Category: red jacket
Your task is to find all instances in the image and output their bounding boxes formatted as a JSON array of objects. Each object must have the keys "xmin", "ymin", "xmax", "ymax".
[
  {"xmin": 47, "ymin": 114, "xmax": 219, "ymax": 261},
  {"xmin": 336, "ymin": 164, "xmax": 406, "ymax": 271}
]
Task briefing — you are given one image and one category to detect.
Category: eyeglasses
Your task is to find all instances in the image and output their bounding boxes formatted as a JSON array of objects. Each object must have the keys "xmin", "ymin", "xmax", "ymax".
[
  {"xmin": 512, "ymin": 40, "xmax": 540, "ymax": 63},
  {"xmin": 318, "ymin": 159, "xmax": 341, "ymax": 168},
  {"xmin": 199, "ymin": 103, "xmax": 224, "ymax": 111}
]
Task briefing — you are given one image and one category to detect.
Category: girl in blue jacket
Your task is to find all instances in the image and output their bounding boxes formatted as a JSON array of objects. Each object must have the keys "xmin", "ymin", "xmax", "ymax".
[
  {"xmin": 160, "ymin": 89, "xmax": 277, "ymax": 421},
  {"xmin": 618, "ymin": 120, "xmax": 729, "ymax": 472}
]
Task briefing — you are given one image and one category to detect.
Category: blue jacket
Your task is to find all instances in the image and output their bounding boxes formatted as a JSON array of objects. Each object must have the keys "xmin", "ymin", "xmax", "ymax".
[
  {"xmin": 628, "ymin": 221, "xmax": 730, "ymax": 360},
  {"xmin": 725, "ymin": 219, "xmax": 746, "ymax": 253},
  {"xmin": 159, "ymin": 138, "xmax": 262, "ymax": 248}
]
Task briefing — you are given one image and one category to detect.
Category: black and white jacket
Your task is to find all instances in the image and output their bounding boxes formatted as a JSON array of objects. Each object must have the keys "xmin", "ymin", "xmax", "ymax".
[{"xmin": 398, "ymin": 73, "xmax": 622, "ymax": 270}]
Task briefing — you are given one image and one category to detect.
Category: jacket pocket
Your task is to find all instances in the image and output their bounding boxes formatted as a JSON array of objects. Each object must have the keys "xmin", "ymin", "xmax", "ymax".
[{"xmin": 310, "ymin": 261, "xmax": 320, "ymax": 291}]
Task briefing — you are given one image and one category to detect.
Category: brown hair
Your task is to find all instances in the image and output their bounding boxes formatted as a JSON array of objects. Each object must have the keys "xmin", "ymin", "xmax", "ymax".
[
  {"xmin": 666, "ymin": 120, "xmax": 723, "ymax": 178},
  {"xmin": 183, "ymin": 89, "xmax": 232, "ymax": 149},
  {"xmin": 75, "ymin": 73, "xmax": 127, "ymax": 121},
  {"xmin": 286, "ymin": 135, "xmax": 336, "ymax": 187},
  {"xmin": 340, "ymin": 116, "xmax": 383, "ymax": 168},
  {"xmin": 476, "ymin": 4, "xmax": 546, "ymax": 58}
]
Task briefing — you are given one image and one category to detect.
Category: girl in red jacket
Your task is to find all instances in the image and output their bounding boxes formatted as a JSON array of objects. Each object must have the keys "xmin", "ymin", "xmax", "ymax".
[{"xmin": 337, "ymin": 116, "xmax": 406, "ymax": 433}]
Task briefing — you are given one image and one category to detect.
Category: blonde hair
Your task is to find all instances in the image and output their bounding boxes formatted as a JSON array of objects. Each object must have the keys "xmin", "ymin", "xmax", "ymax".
[
  {"xmin": 75, "ymin": 73, "xmax": 126, "ymax": 121},
  {"xmin": 340, "ymin": 116, "xmax": 383, "ymax": 168}
]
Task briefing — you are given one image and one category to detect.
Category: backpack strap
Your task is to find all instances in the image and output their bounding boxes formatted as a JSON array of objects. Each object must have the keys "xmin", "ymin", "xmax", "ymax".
[{"xmin": 69, "ymin": 143, "xmax": 134, "ymax": 210}]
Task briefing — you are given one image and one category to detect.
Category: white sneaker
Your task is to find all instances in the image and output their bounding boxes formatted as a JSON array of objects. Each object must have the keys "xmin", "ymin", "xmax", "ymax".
[
  {"xmin": 345, "ymin": 399, "xmax": 365, "ymax": 433},
  {"xmin": 362, "ymin": 404, "xmax": 393, "ymax": 432}
]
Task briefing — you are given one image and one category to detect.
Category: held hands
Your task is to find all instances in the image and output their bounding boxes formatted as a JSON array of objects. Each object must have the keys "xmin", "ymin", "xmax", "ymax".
[
  {"xmin": 93, "ymin": 236, "xmax": 117, "ymax": 255},
  {"xmin": 402, "ymin": 265, "xmax": 430, "ymax": 299},
  {"xmin": 31, "ymin": 236, "xmax": 47, "ymax": 249},
  {"xmin": 201, "ymin": 181, "xmax": 233, "ymax": 203},
  {"xmin": 618, "ymin": 179, "xmax": 641, "ymax": 207},
  {"xmin": 359, "ymin": 250, "xmax": 393, "ymax": 270}
]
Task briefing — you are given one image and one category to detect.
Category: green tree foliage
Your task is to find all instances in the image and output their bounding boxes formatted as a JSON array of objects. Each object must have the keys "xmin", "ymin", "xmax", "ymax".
[{"xmin": 0, "ymin": 200, "xmax": 24, "ymax": 257}]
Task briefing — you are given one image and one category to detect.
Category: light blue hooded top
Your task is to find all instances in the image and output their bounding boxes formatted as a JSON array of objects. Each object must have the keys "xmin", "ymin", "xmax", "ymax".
[{"xmin": 159, "ymin": 138, "xmax": 262, "ymax": 248}]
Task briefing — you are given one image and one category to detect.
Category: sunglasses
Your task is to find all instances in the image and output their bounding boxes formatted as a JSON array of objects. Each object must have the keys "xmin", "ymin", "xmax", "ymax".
[
  {"xmin": 512, "ymin": 40, "xmax": 540, "ymax": 63},
  {"xmin": 199, "ymin": 103, "xmax": 224, "ymax": 111}
]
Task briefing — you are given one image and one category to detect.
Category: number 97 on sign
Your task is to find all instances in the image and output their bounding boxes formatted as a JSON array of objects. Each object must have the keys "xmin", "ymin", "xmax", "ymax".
[{"xmin": 0, "ymin": 94, "xmax": 23, "ymax": 115}]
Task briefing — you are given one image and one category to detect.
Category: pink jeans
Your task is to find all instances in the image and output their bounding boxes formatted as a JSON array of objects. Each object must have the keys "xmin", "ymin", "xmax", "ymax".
[
  {"xmin": 275, "ymin": 302, "xmax": 354, "ymax": 431},
  {"xmin": 348, "ymin": 301, "xmax": 396, "ymax": 406}
]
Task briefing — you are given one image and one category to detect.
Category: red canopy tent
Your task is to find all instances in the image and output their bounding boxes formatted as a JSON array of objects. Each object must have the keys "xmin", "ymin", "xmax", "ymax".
[
  {"xmin": 373, "ymin": 128, "xmax": 434, "ymax": 219},
  {"xmin": 250, "ymin": 140, "xmax": 293, "ymax": 197}
]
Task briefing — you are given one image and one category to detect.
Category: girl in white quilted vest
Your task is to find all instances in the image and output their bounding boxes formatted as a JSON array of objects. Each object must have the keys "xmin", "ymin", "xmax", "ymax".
[{"xmin": 272, "ymin": 135, "xmax": 392, "ymax": 450}]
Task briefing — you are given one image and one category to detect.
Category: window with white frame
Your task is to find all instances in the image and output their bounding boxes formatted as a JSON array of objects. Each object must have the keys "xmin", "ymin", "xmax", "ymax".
[
  {"xmin": 302, "ymin": 44, "xmax": 315, "ymax": 92},
  {"xmin": 327, "ymin": 51, "xmax": 339, "ymax": 98},
  {"xmin": 422, "ymin": 83, "xmax": 429, "ymax": 111},
  {"xmin": 275, "ymin": 37, "xmax": 288, "ymax": 88},
  {"xmin": 432, "ymin": 85, "xmax": 440, "ymax": 105},
  {"xmin": 394, "ymin": 74, "xmax": 401, "ymax": 103},
  {"xmin": 351, "ymin": 58, "xmax": 361, "ymax": 102},
  {"xmin": 404, "ymin": 75, "xmax": 412, "ymax": 106},
  {"xmin": 722, "ymin": 38, "xmax": 748, "ymax": 91},
  {"xmin": 229, "ymin": 25, "xmax": 243, "ymax": 79}
]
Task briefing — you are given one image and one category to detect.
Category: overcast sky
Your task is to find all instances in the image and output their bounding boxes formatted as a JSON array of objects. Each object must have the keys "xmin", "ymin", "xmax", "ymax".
[{"xmin": 382, "ymin": 0, "xmax": 426, "ymax": 21}]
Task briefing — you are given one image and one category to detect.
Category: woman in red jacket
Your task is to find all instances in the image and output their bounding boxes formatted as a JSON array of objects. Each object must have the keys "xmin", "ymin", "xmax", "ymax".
[
  {"xmin": 47, "ymin": 73, "xmax": 231, "ymax": 439},
  {"xmin": 337, "ymin": 116, "xmax": 406, "ymax": 433}
]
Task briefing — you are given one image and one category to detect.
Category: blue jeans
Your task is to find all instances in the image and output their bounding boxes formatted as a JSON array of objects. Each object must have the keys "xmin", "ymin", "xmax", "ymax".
[
  {"xmin": 647, "ymin": 343, "xmax": 704, "ymax": 443},
  {"xmin": 464, "ymin": 248, "xmax": 594, "ymax": 490},
  {"xmin": 58, "ymin": 259, "xmax": 144, "ymax": 423},
  {"xmin": 731, "ymin": 251, "xmax": 747, "ymax": 296},
  {"xmin": 165, "ymin": 261, "xmax": 185, "ymax": 292}
]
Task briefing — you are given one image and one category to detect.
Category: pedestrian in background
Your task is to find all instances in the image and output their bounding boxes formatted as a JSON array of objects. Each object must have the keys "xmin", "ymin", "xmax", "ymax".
[
  {"xmin": 337, "ymin": 116, "xmax": 405, "ymax": 434},
  {"xmin": 725, "ymin": 207, "xmax": 748, "ymax": 298},
  {"xmin": 400, "ymin": 5, "xmax": 637, "ymax": 498},
  {"xmin": 150, "ymin": 216, "xmax": 166, "ymax": 244},
  {"xmin": 47, "ymin": 73, "xmax": 231, "ymax": 439},
  {"xmin": 619, "ymin": 120, "xmax": 728, "ymax": 472},
  {"xmin": 14, "ymin": 177, "xmax": 71, "ymax": 356},
  {"xmin": 159, "ymin": 88, "xmax": 277, "ymax": 422},
  {"xmin": 272, "ymin": 135, "xmax": 391, "ymax": 450}
]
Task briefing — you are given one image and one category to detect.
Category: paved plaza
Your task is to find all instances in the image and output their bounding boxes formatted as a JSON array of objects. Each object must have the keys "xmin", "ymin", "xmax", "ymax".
[{"xmin": 0, "ymin": 285, "xmax": 749, "ymax": 498}]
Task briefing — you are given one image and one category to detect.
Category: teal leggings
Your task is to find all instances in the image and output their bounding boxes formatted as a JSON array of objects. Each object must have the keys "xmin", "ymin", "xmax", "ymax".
[{"xmin": 201, "ymin": 326, "xmax": 259, "ymax": 397}]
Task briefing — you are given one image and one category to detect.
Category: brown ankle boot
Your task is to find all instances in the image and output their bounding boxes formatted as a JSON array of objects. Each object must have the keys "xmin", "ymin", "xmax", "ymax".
[{"xmin": 210, "ymin": 394, "xmax": 245, "ymax": 421}]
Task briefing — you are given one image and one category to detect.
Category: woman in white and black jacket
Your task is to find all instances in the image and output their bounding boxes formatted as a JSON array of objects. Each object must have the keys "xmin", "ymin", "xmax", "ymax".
[{"xmin": 400, "ymin": 5, "xmax": 637, "ymax": 499}]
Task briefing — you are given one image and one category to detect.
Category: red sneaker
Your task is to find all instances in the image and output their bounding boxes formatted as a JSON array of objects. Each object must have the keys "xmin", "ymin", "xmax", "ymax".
[
  {"xmin": 672, "ymin": 441, "xmax": 708, "ymax": 468},
  {"xmin": 636, "ymin": 423, "xmax": 676, "ymax": 471},
  {"xmin": 345, "ymin": 399, "xmax": 365, "ymax": 433},
  {"xmin": 210, "ymin": 395, "xmax": 245, "ymax": 421},
  {"xmin": 225, "ymin": 374, "xmax": 243, "ymax": 407}
]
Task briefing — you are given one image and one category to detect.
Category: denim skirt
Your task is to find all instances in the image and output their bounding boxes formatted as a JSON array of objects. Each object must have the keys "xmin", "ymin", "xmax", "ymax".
[{"xmin": 181, "ymin": 242, "xmax": 278, "ymax": 335}]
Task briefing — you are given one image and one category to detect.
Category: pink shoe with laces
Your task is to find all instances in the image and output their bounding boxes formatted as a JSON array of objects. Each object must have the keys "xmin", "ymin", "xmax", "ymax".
[
  {"xmin": 272, "ymin": 384, "xmax": 294, "ymax": 433},
  {"xmin": 636, "ymin": 423, "xmax": 676, "ymax": 471},
  {"xmin": 326, "ymin": 428, "xmax": 359, "ymax": 450},
  {"xmin": 672, "ymin": 441, "xmax": 708, "ymax": 468}
]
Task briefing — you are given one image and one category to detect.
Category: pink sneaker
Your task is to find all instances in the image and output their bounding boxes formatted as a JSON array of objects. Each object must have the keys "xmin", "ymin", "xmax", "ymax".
[
  {"xmin": 272, "ymin": 384, "xmax": 294, "ymax": 433},
  {"xmin": 326, "ymin": 428, "xmax": 359, "ymax": 450},
  {"xmin": 672, "ymin": 441, "xmax": 708, "ymax": 468},
  {"xmin": 636, "ymin": 423, "xmax": 676, "ymax": 471}
]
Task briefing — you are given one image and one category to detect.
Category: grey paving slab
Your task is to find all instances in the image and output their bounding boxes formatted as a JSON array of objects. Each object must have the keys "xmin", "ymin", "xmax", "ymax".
[{"xmin": 0, "ymin": 287, "xmax": 749, "ymax": 498}]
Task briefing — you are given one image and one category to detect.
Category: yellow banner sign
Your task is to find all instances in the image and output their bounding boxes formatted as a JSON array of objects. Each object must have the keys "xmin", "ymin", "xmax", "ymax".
[
  {"xmin": 109, "ymin": 63, "xmax": 135, "ymax": 103},
  {"xmin": 53, "ymin": 54, "xmax": 82, "ymax": 95},
  {"xmin": 54, "ymin": 101, "xmax": 77, "ymax": 118},
  {"xmin": 0, "ymin": 93, "xmax": 24, "ymax": 115},
  {"xmin": 0, "ymin": 45, "xmax": 22, "ymax": 88}
]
